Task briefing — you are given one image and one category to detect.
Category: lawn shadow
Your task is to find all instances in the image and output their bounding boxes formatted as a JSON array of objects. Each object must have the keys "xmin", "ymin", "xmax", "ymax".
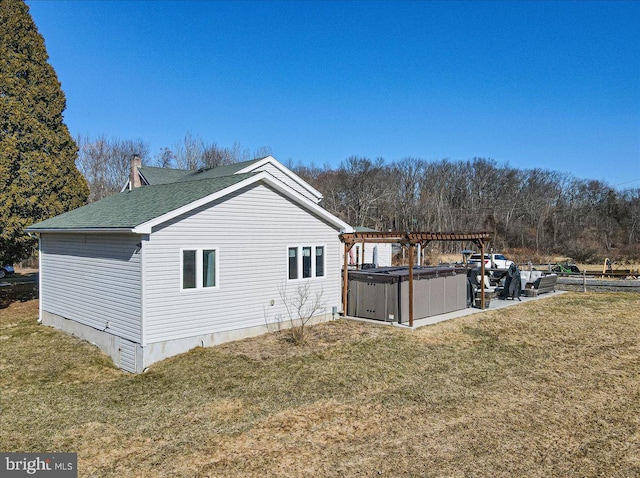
[{"xmin": 0, "ymin": 274, "xmax": 39, "ymax": 309}]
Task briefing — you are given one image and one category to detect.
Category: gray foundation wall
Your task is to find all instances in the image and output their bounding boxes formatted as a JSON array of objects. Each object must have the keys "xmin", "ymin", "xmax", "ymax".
[
  {"xmin": 42, "ymin": 309, "xmax": 332, "ymax": 373},
  {"xmin": 42, "ymin": 309, "xmax": 143, "ymax": 373}
]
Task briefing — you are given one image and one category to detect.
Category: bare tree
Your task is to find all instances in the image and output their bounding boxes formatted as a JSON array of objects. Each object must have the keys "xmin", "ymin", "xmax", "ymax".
[
  {"xmin": 166, "ymin": 133, "xmax": 265, "ymax": 170},
  {"xmin": 77, "ymin": 134, "xmax": 150, "ymax": 202},
  {"xmin": 254, "ymin": 145, "xmax": 274, "ymax": 158},
  {"xmin": 390, "ymin": 157, "xmax": 425, "ymax": 230},
  {"xmin": 201, "ymin": 143, "xmax": 234, "ymax": 168},
  {"xmin": 173, "ymin": 131, "xmax": 204, "ymax": 170},
  {"xmin": 339, "ymin": 156, "xmax": 390, "ymax": 227},
  {"xmin": 279, "ymin": 282, "xmax": 325, "ymax": 345},
  {"xmin": 156, "ymin": 147, "xmax": 176, "ymax": 169}
]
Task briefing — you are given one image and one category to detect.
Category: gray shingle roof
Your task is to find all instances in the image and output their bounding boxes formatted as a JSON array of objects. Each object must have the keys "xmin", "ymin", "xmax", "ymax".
[
  {"xmin": 28, "ymin": 173, "xmax": 257, "ymax": 231},
  {"xmin": 137, "ymin": 166, "xmax": 192, "ymax": 185},
  {"xmin": 138, "ymin": 157, "xmax": 266, "ymax": 186}
]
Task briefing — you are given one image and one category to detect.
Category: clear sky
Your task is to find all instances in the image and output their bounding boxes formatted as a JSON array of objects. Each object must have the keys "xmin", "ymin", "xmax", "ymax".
[{"xmin": 25, "ymin": 0, "xmax": 640, "ymax": 189}]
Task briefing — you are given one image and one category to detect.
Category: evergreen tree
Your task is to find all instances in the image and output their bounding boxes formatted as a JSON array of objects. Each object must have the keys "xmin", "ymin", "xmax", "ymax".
[{"xmin": 0, "ymin": 0, "xmax": 88, "ymax": 263}]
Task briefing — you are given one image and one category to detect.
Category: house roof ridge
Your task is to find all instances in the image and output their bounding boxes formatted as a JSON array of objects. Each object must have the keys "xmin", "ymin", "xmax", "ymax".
[
  {"xmin": 132, "ymin": 171, "xmax": 258, "ymax": 189},
  {"xmin": 139, "ymin": 156, "xmax": 268, "ymax": 174},
  {"xmin": 138, "ymin": 164, "xmax": 186, "ymax": 172}
]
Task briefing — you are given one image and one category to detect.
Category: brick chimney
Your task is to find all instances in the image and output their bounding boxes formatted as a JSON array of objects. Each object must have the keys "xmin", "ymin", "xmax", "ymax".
[{"xmin": 130, "ymin": 154, "xmax": 142, "ymax": 189}]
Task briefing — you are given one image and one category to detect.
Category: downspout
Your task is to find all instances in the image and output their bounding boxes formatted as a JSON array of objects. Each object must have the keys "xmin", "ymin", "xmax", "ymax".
[
  {"xmin": 37, "ymin": 235, "xmax": 42, "ymax": 323},
  {"xmin": 139, "ymin": 237, "xmax": 146, "ymax": 349}
]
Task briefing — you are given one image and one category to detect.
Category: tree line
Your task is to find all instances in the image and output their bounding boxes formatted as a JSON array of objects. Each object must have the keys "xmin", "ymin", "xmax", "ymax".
[
  {"xmin": 77, "ymin": 136, "xmax": 639, "ymax": 262},
  {"xmin": 293, "ymin": 156, "xmax": 640, "ymax": 263}
]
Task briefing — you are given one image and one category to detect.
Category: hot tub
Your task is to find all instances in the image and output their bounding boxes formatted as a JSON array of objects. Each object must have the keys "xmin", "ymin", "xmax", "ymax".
[{"xmin": 346, "ymin": 266, "xmax": 467, "ymax": 324}]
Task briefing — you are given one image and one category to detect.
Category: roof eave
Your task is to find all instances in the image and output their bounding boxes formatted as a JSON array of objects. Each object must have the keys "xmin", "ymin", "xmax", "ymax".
[{"xmin": 26, "ymin": 227, "xmax": 137, "ymax": 234}]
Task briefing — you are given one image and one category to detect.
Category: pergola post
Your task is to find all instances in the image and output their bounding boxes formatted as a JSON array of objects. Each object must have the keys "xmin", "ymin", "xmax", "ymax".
[
  {"xmin": 408, "ymin": 242, "xmax": 414, "ymax": 327},
  {"xmin": 342, "ymin": 242, "xmax": 350, "ymax": 315}
]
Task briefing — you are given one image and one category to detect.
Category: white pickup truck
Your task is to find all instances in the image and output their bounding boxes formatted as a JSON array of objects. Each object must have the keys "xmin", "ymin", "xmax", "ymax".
[{"xmin": 468, "ymin": 253, "xmax": 513, "ymax": 270}]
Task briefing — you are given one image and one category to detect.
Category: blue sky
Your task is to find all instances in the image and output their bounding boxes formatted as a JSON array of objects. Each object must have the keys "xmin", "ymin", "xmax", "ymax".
[{"xmin": 26, "ymin": 0, "xmax": 640, "ymax": 188}]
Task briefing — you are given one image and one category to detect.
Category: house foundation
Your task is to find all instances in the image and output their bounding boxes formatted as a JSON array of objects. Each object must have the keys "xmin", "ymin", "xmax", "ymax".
[{"xmin": 41, "ymin": 309, "xmax": 332, "ymax": 373}]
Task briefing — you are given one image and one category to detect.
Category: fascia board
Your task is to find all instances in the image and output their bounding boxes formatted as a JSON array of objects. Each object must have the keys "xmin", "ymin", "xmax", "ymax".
[{"xmin": 236, "ymin": 156, "xmax": 324, "ymax": 201}]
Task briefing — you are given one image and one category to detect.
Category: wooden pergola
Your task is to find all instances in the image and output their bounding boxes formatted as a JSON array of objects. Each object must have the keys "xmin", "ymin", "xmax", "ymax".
[{"xmin": 339, "ymin": 231, "xmax": 491, "ymax": 327}]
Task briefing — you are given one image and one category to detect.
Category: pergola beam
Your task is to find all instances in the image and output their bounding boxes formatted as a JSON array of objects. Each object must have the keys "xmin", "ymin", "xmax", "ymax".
[
  {"xmin": 340, "ymin": 231, "xmax": 490, "ymax": 246},
  {"xmin": 340, "ymin": 231, "xmax": 491, "ymax": 325}
]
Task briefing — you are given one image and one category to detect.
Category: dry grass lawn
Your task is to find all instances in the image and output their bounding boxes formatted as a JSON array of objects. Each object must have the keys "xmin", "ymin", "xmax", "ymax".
[{"xmin": 1, "ymin": 293, "xmax": 639, "ymax": 477}]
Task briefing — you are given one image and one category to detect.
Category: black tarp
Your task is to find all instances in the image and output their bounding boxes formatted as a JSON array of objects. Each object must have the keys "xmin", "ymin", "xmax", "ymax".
[{"xmin": 500, "ymin": 263, "xmax": 521, "ymax": 300}]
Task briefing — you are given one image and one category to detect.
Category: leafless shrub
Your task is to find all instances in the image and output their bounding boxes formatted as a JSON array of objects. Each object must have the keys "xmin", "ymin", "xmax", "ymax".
[{"xmin": 278, "ymin": 282, "xmax": 326, "ymax": 345}]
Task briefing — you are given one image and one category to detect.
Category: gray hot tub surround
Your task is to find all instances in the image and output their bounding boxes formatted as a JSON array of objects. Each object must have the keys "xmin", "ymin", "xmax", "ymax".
[{"xmin": 347, "ymin": 266, "xmax": 468, "ymax": 324}]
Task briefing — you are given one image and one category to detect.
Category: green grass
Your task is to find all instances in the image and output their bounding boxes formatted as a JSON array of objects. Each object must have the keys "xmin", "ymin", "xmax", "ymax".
[{"xmin": 1, "ymin": 293, "xmax": 639, "ymax": 477}]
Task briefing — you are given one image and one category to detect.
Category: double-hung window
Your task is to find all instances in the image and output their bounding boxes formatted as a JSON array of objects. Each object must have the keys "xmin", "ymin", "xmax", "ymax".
[
  {"xmin": 288, "ymin": 245, "xmax": 325, "ymax": 280},
  {"xmin": 181, "ymin": 248, "xmax": 218, "ymax": 290}
]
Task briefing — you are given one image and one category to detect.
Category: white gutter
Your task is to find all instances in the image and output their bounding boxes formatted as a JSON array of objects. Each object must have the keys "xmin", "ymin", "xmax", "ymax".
[
  {"xmin": 37, "ymin": 236, "xmax": 42, "ymax": 323},
  {"xmin": 26, "ymin": 228, "xmax": 136, "ymax": 234}
]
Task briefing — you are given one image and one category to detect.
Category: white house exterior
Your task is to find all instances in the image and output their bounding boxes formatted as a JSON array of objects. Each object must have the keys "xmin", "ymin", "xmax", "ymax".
[{"xmin": 28, "ymin": 158, "xmax": 352, "ymax": 372}]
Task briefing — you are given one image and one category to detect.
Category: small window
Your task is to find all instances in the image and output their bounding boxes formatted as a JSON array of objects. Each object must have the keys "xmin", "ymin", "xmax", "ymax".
[
  {"xmin": 315, "ymin": 246, "xmax": 324, "ymax": 277},
  {"xmin": 302, "ymin": 247, "xmax": 312, "ymax": 278},
  {"xmin": 182, "ymin": 250, "xmax": 197, "ymax": 289},
  {"xmin": 203, "ymin": 250, "xmax": 216, "ymax": 288},
  {"xmin": 288, "ymin": 247, "xmax": 298, "ymax": 279},
  {"xmin": 181, "ymin": 248, "xmax": 218, "ymax": 291}
]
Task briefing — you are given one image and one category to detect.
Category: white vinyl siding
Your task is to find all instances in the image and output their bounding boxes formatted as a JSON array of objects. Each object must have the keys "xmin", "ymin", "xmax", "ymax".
[
  {"xmin": 143, "ymin": 183, "xmax": 342, "ymax": 343},
  {"xmin": 40, "ymin": 233, "xmax": 142, "ymax": 342},
  {"xmin": 119, "ymin": 339, "xmax": 138, "ymax": 372},
  {"xmin": 252, "ymin": 162, "xmax": 321, "ymax": 203}
]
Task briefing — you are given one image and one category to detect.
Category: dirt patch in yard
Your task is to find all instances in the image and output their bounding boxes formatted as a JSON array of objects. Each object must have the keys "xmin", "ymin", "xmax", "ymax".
[{"xmin": 0, "ymin": 282, "xmax": 38, "ymax": 309}]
